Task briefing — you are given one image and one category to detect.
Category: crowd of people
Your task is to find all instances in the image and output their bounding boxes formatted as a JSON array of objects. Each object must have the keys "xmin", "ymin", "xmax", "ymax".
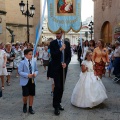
[
  {"xmin": 74, "ymin": 39, "xmax": 120, "ymax": 78},
  {"xmin": 0, "ymin": 41, "xmax": 51, "ymax": 90},
  {"xmin": 0, "ymin": 36, "xmax": 120, "ymax": 115}
]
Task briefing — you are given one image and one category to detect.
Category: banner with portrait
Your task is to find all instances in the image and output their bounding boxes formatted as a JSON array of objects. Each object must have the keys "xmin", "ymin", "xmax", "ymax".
[{"xmin": 47, "ymin": 0, "xmax": 81, "ymax": 33}]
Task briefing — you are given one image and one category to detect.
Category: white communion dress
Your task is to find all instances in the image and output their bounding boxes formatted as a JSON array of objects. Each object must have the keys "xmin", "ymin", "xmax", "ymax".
[{"xmin": 71, "ymin": 60, "xmax": 108, "ymax": 108}]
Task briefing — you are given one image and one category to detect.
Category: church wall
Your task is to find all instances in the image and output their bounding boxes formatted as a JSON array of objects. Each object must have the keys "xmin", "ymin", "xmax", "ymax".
[{"xmin": 93, "ymin": 0, "xmax": 120, "ymax": 43}]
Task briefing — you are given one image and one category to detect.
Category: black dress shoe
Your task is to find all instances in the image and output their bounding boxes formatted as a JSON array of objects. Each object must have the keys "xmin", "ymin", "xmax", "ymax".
[
  {"xmin": 54, "ymin": 108, "xmax": 60, "ymax": 116},
  {"xmin": 59, "ymin": 105, "xmax": 64, "ymax": 111},
  {"xmin": 23, "ymin": 106, "xmax": 27, "ymax": 113},
  {"xmin": 29, "ymin": 108, "xmax": 35, "ymax": 114}
]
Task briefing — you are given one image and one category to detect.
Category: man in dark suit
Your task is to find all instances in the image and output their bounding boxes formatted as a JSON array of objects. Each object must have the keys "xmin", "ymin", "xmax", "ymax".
[
  {"xmin": 77, "ymin": 43, "xmax": 82, "ymax": 65},
  {"xmin": 50, "ymin": 30, "xmax": 71, "ymax": 115}
]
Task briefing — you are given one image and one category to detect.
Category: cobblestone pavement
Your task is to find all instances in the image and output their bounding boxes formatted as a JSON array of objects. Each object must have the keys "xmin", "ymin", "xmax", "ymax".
[{"xmin": 0, "ymin": 55, "xmax": 120, "ymax": 120}]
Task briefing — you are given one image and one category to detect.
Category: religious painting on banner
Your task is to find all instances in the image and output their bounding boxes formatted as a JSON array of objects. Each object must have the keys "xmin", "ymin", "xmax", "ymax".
[
  {"xmin": 56, "ymin": 0, "xmax": 75, "ymax": 15},
  {"xmin": 47, "ymin": 0, "xmax": 81, "ymax": 33}
]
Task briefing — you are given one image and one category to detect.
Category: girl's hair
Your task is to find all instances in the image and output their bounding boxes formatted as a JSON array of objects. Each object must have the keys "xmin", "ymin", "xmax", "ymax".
[
  {"xmin": 89, "ymin": 40, "xmax": 95, "ymax": 47},
  {"xmin": 84, "ymin": 40, "xmax": 89, "ymax": 47},
  {"xmin": 85, "ymin": 50, "xmax": 92, "ymax": 60}
]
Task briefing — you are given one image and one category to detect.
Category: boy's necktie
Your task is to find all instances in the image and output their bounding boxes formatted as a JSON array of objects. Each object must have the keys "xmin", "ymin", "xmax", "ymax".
[
  {"xmin": 28, "ymin": 60, "xmax": 32, "ymax": 74},
  {"xmin": 28, "ymin": 60, "xmax": 34, "ymax": 83}
]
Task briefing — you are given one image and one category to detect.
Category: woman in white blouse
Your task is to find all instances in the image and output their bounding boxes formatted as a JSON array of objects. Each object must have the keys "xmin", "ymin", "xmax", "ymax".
[{"xmin": 0, "ymin": 42, "xmax": 8, "ymax": 90}]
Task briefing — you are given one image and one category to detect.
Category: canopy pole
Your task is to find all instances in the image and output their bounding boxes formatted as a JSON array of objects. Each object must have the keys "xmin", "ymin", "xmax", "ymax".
[{"xmin": 62, "ymin": 32, "xmax": 65, "ymax": 90}]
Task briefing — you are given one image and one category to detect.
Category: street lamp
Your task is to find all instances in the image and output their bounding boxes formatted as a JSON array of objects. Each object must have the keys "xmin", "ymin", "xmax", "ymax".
[
  {"xmin": 42, "ymin": 27, "xmax": 44, "ymax": 34},
  {"xmin": 88, "ymin": 21, "xmax": 94, "ymax": 40},
  {"xmin": 19, "ymin": 0, "xmax": 35, "ymax": 43}
]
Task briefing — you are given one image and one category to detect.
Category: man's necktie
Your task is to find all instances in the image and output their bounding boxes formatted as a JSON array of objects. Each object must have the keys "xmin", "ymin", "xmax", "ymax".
[
  {"xmin": 58, "ymin": 40, "xmax": 63, "ymax": 62},
  {"xmin": 58, "ymin": 40, "xmax": 62, "ymax": 48},
  {"xmin": 28, "ymin": 60, "xmax": 34, "ymax": 83}
]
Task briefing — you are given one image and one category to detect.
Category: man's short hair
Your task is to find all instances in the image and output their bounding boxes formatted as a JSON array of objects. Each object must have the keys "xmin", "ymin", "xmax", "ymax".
[
  {"xmin": 24, "ymin": 48, "xmax": 33, "ymax": 55},
  {"xmin": 56, "ymin": 29, "xmax": 62, "ymax": 34}
]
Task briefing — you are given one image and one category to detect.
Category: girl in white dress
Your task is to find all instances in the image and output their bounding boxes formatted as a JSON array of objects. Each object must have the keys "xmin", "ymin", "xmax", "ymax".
[
  {"xmin": 71, "ymin": 51, "xmax": 108, "ymax": 108},
  {"xmin": 42, "ymin": 46, "xmax": 49, "ymax": 71},
  {"xmin": 37, "ymin": 44, "xmax": 44, "ymax": 65},
  {"xmin": 0, "ymin": 43, "xmax": 8, "ymax": 90}
]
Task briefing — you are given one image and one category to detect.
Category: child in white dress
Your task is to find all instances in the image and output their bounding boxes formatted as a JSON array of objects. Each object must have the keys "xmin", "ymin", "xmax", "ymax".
[
  {"xmin": 71, "ymin": 51, "xmax": 108, "ymax": 108},
  {"xmin": 37, "ymin": 44, "xmax": 44, "ymax": 65},
  {"xmin": 42, "ymin": 46, "xmax": 49, "ymax": 71}
]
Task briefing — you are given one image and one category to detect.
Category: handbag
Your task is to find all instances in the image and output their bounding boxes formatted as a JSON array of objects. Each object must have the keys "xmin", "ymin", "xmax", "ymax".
[
  {"xmin": 7, "ymin": 68, "xmax": 13, "ymax": 72},
  {"xmin": 6, "ymin": 61, "xmax": 13, "ymax": 72}
]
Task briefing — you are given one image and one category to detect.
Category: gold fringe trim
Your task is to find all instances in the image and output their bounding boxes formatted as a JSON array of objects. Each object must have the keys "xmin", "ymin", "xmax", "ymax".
[{"xmin": 47, "ymin": 22, "xmax": 82, "ymax": 33}]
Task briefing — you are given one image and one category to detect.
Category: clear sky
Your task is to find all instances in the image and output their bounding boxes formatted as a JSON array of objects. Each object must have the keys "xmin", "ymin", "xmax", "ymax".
[
  {"xmin": 41, "ymin": 0, "xmax": 94, "ymax": 22},
  {"xmin": 81, "ymin": 0, "xmax": 94, "ymax": 21}
]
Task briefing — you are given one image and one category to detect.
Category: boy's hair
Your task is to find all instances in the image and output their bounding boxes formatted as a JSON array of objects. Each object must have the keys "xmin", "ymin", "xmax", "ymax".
[{"xmin": 24, "ymin": 48, "xmax": 33, "ymax": 55}]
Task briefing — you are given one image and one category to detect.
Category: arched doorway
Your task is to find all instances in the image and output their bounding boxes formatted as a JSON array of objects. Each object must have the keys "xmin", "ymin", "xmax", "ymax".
[{"xmin": 101, "ymin": 21, "xmax": 112, "ymax": 44}]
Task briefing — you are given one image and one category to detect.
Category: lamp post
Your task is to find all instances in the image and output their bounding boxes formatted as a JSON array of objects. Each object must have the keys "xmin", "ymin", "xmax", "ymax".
[
  {"xmin": 88, "ymin": 21, "xmax": 94, "ymax": 40},
  {"xmin": 19, "ymin": 0, "xmax": 35, "ymax": 43}
]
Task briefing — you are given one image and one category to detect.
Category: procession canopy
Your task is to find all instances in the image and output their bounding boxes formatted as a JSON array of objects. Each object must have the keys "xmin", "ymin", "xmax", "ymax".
[{"xmin": 47, "ymin": 0, "xmax": 82, "ymax": 33}]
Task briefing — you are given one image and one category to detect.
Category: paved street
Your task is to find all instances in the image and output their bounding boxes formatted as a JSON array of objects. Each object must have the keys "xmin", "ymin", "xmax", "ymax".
[{"xmin": 0, "ymin": 55, "xmax": 120, "ymax": 120}]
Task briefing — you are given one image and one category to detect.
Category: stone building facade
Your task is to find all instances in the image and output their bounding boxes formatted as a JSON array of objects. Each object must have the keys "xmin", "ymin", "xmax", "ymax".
[
  {"xmin": 0, "ymin": 0, "xmax": 40, "ymax": 43},
  {"xmin": 93, "ymin": 0, "xmax": 120, "ymax": 43},
  {"xmin": 0, "ymin": 0, "xmax": 6, "ymax": 43}
]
